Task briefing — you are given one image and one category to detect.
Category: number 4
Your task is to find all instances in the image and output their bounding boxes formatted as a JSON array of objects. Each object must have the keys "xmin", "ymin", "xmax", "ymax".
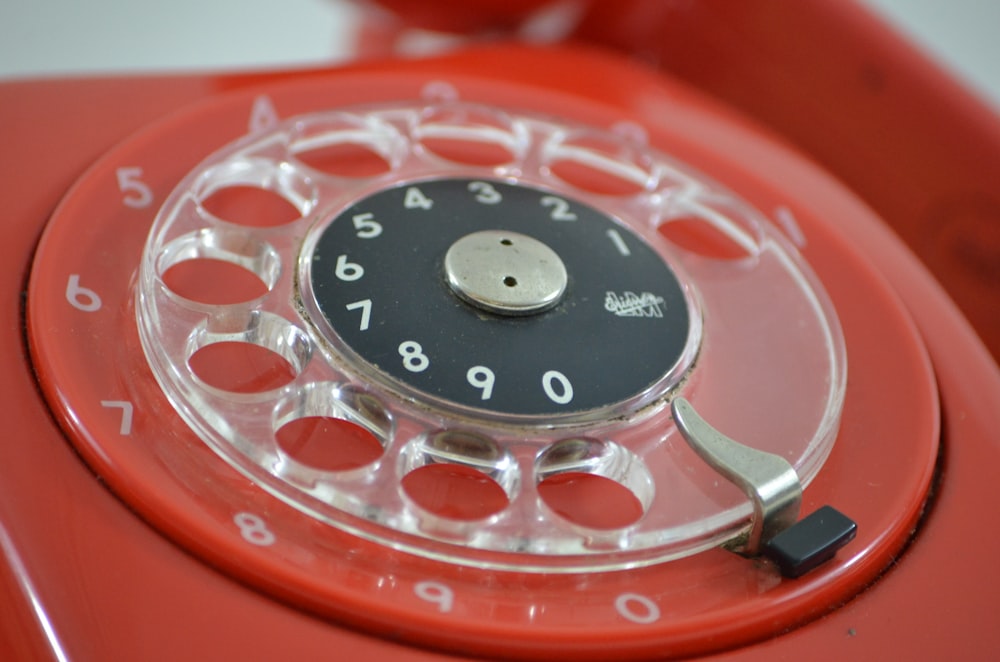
[
  {"xmin": 404, "ymin": 186, "xmax": 433, "ymax": 210},
  {"xmin": 248, "ymin": 95, "xmax": 279, "ymax": 133}
]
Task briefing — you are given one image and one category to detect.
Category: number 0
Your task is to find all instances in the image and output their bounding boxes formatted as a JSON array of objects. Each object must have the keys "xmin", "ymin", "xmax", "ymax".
[
  {"xmin": 542, "ymin": 370, "xmax": 573, "ymax": 404},
  {"xmin": 615, "ymin": 593, "xmax": 661, "ymax": 624}
]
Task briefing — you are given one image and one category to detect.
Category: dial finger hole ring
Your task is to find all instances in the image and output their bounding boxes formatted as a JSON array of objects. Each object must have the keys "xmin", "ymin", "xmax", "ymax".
[{"xmin": 536, "ymin": 437, "xmax": 654, "ymax": 531}]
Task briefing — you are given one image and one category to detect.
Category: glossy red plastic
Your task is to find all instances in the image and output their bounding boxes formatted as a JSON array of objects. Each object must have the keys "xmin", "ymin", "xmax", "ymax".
[
  {"xmin": 370, "ymin": 0, "xmax": 1000, "ymax": 362},
  {"xmin": 1, "ymin": 12, "xmax": 998, "ymax": 662}
]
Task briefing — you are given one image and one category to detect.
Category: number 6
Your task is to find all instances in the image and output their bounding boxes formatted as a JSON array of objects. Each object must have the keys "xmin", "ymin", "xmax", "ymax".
[{"xmin": 335, "ymin": 254, "xmax": 364, "ymax": 281}]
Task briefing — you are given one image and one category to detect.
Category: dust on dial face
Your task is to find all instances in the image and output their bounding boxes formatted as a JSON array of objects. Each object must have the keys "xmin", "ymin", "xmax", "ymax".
[{"xmin": 302, "ymin": 177, "xmax": 695, "ymax": 423}]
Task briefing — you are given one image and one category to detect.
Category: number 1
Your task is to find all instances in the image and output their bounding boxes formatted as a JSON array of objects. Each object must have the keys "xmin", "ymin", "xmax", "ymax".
[{"xmin": 606, "ymin": 229, "xmax": 631, "ymax": 256}]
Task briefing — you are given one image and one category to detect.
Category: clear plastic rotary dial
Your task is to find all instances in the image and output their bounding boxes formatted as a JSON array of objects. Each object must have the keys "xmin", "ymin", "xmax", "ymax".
[{"xmin": 136, "ymin": 99, "xmax": 846, "ymax": 571}]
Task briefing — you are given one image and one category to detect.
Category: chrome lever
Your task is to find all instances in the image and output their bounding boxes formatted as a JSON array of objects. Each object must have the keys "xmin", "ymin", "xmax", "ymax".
[{"xmin": 671, "ymin": 397, "xmax": 802, "ymax": 555}]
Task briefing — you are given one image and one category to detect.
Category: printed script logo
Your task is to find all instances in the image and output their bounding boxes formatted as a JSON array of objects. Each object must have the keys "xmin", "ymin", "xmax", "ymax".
[{"xmin": 604, "ymin": 291, "xmax": 667, "ymax": 318}]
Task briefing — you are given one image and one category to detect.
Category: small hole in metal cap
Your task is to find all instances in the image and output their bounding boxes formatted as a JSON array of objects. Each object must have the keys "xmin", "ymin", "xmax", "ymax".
[{"xmin": 503, "ymin": 276, "xmax": 518, "ymax": 287}]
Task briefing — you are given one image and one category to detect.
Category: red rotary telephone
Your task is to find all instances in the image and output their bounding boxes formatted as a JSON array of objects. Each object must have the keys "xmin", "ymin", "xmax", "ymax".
[{"xmin": 2, "ymin": 1, "xmax": 998, "ymax": 660}]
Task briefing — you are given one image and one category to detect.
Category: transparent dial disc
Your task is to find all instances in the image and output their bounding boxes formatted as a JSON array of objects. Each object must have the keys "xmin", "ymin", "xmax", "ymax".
[{"xmin": 136, "ymin": 101, "xmax": 846, "ymax": 571}]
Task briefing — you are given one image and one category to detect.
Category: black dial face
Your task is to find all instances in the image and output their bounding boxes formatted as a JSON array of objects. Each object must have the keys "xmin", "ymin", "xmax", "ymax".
[{"xmin": 307, "ymin": 178, "xmax": 693, "ymax": 419}]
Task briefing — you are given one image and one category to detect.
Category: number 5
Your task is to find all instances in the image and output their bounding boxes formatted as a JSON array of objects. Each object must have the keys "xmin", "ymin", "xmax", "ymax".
[
  {"xmin": 352, "ymin": 213, "xmax": 382, "ymax": 239},
  {"xmin": 116, "ymin": 167, "xmax": 153, "ymax": 208}
]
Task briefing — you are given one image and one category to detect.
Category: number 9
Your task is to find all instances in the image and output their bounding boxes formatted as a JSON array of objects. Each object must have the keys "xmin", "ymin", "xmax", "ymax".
[{"xmin": 467, "ymin": 366, "xmax": 495, "ymax": 400}]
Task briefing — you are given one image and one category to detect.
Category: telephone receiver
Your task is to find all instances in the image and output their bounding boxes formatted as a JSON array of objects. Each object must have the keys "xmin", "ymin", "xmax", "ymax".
[{"xmin": 2, "ymin": 2, "xmax": 998, "ymax": 660}]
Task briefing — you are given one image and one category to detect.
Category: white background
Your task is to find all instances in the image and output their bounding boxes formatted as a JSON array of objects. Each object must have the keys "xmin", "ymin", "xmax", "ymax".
[{"xmin": 0, "ymin": 0, "xmax": 998, "ymax": 111}]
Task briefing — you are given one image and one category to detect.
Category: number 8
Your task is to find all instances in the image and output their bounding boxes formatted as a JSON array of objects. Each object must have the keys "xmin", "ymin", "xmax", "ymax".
[
  {"xmin": 399, "ymin": 340, "xmax": 430, "ymax": 372},
  {"xmin": 234, "ymin": 512, "xmax": 276, "ymax": 546}
]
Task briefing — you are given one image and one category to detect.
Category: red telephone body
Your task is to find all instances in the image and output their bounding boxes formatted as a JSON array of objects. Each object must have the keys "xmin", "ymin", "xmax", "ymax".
[{"xmin": 2, "ymin": 2, "xmax": 998, "ymax": 660}]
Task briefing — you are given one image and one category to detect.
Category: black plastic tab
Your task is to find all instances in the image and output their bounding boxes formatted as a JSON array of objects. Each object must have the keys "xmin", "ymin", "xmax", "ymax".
[{"xmin": 762, "ymin": 505, "xmax": 857, "ymax": 579}]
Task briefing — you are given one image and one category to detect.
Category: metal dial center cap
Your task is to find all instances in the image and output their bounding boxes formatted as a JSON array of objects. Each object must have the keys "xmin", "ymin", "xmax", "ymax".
[{"xmin": 444, "ymin": 230, "xmax": 568, "ymax": 316}]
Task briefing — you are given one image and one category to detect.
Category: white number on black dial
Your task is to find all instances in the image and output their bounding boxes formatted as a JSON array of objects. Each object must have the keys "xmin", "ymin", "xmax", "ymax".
[{"xmin": 309, "ymin": 178, "xmax": 690, "ymax": 418}]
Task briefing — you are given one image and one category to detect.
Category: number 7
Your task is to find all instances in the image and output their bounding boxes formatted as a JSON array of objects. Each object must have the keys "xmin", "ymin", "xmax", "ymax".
[{"xmin": 345, "ymin": 299, "xmax": 372, "ymax": 330}]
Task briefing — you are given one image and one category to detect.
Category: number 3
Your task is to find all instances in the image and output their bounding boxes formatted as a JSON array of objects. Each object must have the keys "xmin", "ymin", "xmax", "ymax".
[{"xmin": 468, "ymin": 181, "xmax": 502, "ymax": 204}]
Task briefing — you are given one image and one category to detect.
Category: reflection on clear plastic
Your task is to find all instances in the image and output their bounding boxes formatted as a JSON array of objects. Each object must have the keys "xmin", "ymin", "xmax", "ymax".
[
  {"xmin": 536, "ymin": 437, "xmax": 653, "ymax": 531},
  {"xmin": 158, "ymin": 227, "xmax": 281, "ymax": 305},
  {"xmin": 136, "ymin": 101, "xmax": 846, "ymax": 571},
  {"xmin": 411, "ymin": 103, "xmax": 529, "ymax": 166}
]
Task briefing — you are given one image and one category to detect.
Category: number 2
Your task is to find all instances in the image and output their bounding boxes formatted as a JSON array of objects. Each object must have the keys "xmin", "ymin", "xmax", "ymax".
[{"xmin": 541, "ymin": 195, "xmax": 577, "ymax": 221}]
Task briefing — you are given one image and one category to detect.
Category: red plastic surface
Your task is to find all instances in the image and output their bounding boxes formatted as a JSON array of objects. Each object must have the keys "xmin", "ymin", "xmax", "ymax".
[
  {"xmin": 368, "ymin": 0, "xmax": 1000, "ymax": 362},
  {"xmin": 1, "ymin": 40, "xmax": 998, "ymax": 662},
  {"xmin": 568, "ymin": 0, "xmax": 1000, "ymax": 362}
]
